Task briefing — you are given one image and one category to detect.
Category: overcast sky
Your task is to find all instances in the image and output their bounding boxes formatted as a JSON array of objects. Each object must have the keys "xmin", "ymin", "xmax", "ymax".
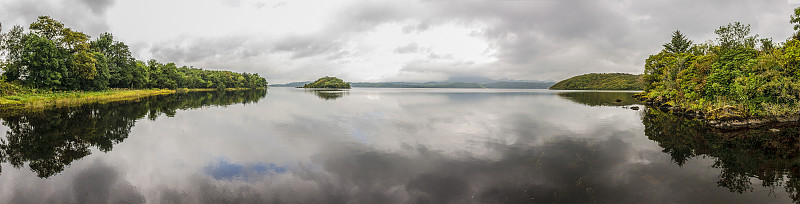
[{"xmin": 1, "ymin": 0, "xmax": 798, "ymax": 83}]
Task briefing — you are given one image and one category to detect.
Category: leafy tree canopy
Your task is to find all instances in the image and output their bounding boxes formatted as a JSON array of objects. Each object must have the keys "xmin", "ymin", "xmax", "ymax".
[
  {"xmin": 549, "ymin": 73, "xmax": 643, "ymax": 90},
  {"xmin": 303, "ymin": 76, "xmax": 351, "ymax": 89},
  {"xmin": 663, "ymin": 30, "xmax": 693, "ymax": 54},
  {"xmin": 641, "ymin": 11, "xmax": 800, "ymax": 119},
  {"xmin": 0, "ymin": 16, "xmax": 268, "ymax": 91}
]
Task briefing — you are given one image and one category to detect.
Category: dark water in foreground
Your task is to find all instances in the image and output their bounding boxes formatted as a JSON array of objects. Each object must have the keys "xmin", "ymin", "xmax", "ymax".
[{"xmin": 0, "ymin": 88, "xmax": 797, "ymax": 203}]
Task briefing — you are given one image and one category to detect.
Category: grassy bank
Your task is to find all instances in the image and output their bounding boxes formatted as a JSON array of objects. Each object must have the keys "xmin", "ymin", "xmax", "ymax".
[
  {"xmin": 0, "ymin": 80, "xmax": 272, "ymax": 110},
  {"xmin": 0, "ymin": 88, "xmax": 176, "ymax": 110}
]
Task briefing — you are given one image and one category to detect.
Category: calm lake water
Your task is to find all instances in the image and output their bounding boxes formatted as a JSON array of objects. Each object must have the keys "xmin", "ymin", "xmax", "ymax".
[{"xmin": 0, "ymin": 88, "xmax": 797, "ymax": 203}]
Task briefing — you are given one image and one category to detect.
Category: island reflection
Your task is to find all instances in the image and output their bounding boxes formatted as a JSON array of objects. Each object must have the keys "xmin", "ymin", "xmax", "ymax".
[
  {"xmin": 0, "ymin": 89, "xmax": 793, "ymax": 203},
  {"xmin": 304, "ymin": 89, "xmax": 349, "ymax": 100},
  {"xmin": 0, "ymin": 89, "xmax": 267, "ymax": 178},
  {"xmin": 557, "ymin": 91, "xmax": 641, "ymax": 107}
]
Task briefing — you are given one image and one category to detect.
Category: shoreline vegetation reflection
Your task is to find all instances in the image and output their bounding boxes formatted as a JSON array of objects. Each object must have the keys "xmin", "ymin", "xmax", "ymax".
[
  {"xmin": 556, "ymin": 91, "xmax": 641, "ymax": 107},
  {"xmin": 304, "ymin": 89, "xmax": 349, "ymax": 100},
  {"xmin": 0, "ymin": 89, "xmax": 267, "ymax": 178},
  {"xmin": 0, "ymin": 89, "xmax": 797, "ymax": 202},
  {"xmin": 643, "ymin": 107, "xmax": 800, "ymax": 202}
]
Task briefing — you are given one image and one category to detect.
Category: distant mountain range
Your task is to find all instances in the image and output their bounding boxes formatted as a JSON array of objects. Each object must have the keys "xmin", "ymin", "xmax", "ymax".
[{"xmin": 270, "ymin": 78, "xmax": 556, "ymax": 89}]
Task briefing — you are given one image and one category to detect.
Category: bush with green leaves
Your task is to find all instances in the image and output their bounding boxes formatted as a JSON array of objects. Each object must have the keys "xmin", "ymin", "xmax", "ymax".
[
  {"xmin": 641, "ymin": 9, "xmax": 800, "ymax": 118},
  {"xmin": 303, "ymin": 76, "xmax": 351, "ymax": 89},
  {"xmin": 0, "ymin": 16, "xmax": 268, "ymax": 91}
]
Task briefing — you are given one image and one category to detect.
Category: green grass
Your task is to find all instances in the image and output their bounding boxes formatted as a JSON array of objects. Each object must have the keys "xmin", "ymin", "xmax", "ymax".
[
  {"xmin": 0, "ymin": 88, "xmax": 176, "ymax": 110},
  {"xmin": 0, "ymin": 80, "xmax": 268, "ymax": 112}
]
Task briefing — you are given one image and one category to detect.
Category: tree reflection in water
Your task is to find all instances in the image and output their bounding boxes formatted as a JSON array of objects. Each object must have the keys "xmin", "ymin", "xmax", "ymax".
[
  {"xmin": 642, "ymin": 107, "xmax": 800, "ymax": 202},
  {"xmin": 0, "ymin": 89, "xmax": 267, "ymax": 178},
  {"xmin": 305, "ymin": 89, "xmax": 348, "ymax": 100},
  {"xmin": 557, "ymin": 91, "xmax": 641, "ymax": 107}
]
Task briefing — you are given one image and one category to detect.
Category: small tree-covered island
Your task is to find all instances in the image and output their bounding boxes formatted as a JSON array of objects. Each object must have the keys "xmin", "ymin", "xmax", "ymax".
[
  {"xmin": 0, "ymin": 16, "xmax": 267, "ymax": 109},
  {"xmin": 636, "ymin": 9, "xmax": 800, "ymax": 129},
  {"xmin": 302, "ymin": 76, "xmax": 351, "ymax": 89}
]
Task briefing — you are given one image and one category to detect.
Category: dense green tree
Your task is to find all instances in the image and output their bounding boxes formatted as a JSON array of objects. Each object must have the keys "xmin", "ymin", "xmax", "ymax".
[
  {"xmin": 550, "ymin": 73, "xmax": 642, "ymax": 90},
  {"xmin": 715, "ymin": 22, "xmax": 757, "ymax": 51},
  {"xmin": 67, "ymin": 48, "xmax": 98, "ymax": 89},
  {"xmin": 21, "ymin": 34, "xmax": 66, "ymax": 89},
  {"xmin": 28, "ymin": 16, "xmax": 65, "ymax": 42},
  {"xmin": 90, "ymin": 52, "xmax": 111, "ymax": 90},
  {"xmin": 1, "ymin": 25, "xmax": 27, "ymax": 81},
  {"xmin": 642, "ymin": 14, "xmax": 800, "ymax": 119},
  {"xmin": 90, "ymin": 32, "xmax": 136, "ymax": 88},
  {"xmin": 791, "ymin": 7, "xmax": 800, "ymax": 39},
  {"xmin": 663, "ymin": 30, "xmax": 693, "ymax": 54},
  {"xmin": 303, "ymin": 76, "xmax": 351, "ymax": 89},
  {"xmin": 0, "ymin": 16, "xmax": 267, "ymax": 91},
  {"xmin": 130, "ymin": 60, "xmax": 150, "ymax": 88}
]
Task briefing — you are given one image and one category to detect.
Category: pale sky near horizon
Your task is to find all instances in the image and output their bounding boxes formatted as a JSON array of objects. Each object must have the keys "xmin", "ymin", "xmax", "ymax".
[{"xmin": 1, "ymin": 0, "xmax": 798, "ymax": 83}]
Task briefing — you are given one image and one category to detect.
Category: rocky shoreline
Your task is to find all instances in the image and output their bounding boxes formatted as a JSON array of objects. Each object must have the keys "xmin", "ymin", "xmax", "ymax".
[{"xmin": 634, "ymin": 94, "xmax": 800, "ymax": 130}]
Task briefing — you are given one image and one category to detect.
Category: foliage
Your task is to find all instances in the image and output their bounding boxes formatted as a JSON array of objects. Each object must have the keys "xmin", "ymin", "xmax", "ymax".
[
  {"xmin": 641, "ymin": 16, "xmax": 800, "ymax": 119},
  {"xmin": 663, "ymin": 30, "xmax": 693, "ymax": 54},
  {"xmin": 791, "ymin": 7, "xmax": 800, "ymax": 39},
  {"xmin": 0, "ymin": 16, "xmax": 268, "ymax": 91},
  {"xmin": 303, "ymin": 76, "xmax": 351, "ymax": 89},
  {"xmin": 0, "ymin": 80, "xmax": 29, "ymax": 96},
  {"xmin": 549, "ymin": 73, "xmax": 643, "ymax": 90}
]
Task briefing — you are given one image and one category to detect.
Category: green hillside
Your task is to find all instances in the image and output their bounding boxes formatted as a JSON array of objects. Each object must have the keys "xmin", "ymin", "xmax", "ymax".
[{"xmin": 549, "ymin": 73, "xmax": 643, "ymax": 90}]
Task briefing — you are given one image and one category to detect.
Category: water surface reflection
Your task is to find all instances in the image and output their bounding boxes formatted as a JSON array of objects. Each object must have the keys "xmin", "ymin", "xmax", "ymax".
[
  {"xmin": 0, "ymin": 89, "xmax": 267, "ymax": 178},
  {"xmin": 643, "ymin": 107, "xmax": 800, "ymax": 202},
  {"xmin": 0, "ymin": 88, "xmax": 793, "ymax": 203}
]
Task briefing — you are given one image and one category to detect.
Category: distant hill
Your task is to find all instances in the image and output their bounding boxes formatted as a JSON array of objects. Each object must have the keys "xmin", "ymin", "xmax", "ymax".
[
  {"xmin": 352, "ymin": 82, "xmax": 484, "ymax": 88},
  {"xmin": 269, "ymin": 82, "xmax": 310, "ymax": 87},
  {"xmin": 352, "ymin": 81, "xmax": 554, "ymax": 89},
  {"xmin": 549, "ymin": 73, "xmax": 643, "ymax": 90},
  {"xmin": 272, "ymin": 80, "xmax": 555, "ymax": 89},
  {"xmin": 482, "ymin": 81, "xmax": 554, "ymax": 89}
]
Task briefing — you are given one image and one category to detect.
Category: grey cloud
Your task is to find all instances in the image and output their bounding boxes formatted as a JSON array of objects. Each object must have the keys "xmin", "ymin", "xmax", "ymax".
[
  {"xmin": 427, "ymin": 53, "xmax": 453, "ymax": 59},
  {"xmin": 401, "ymin": 21, "xmax": 433, "ymax": 33},
  {"xmin": 149, "ymin": 35, "xmax": 265, "ymax": 63},
  {"xmin": 272, "ymin": 34, "xmax": 348, "ymax": 60},
  {"xmin": 221, "ymin": 0, "xmax": 242, "ymax": 7},
  {"xmin": 272, "ymin": 2, "xmax": 286, "ymax": 8},
  {"xmin": 146, "ymin": 0, "xmax": 797, "ymax": 82},
  {"xmin": 49, "ymin": 0, "xmax": 792, "ymax": 83},
  {"xmin": 0, "ymin": 0, "xmax": 110, "ymax": 37},
  {"xmin": 8, "ymin": 159, "xmax": 145, "ymax": 204},
  {"xmin": 75, "ymin": 0, "xmax": 115, "ymax": 15},
  {"xmin": 69, "ymin": 161, "xmax": 145, "ymax": 204},
  {"xmin": 323, "ymin": 0, "xmax": 795, "ymax": 81},
  {"xmin": 394, "ymin": 43, "xmax": 423, "ymax": 54},
  {"xmin": 280, "ymin": 129, "xmax": 778, "ymax": 203},
  {"xmin": 332, "ymin": 0, "xmax": 416, "ymax": 32}
]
